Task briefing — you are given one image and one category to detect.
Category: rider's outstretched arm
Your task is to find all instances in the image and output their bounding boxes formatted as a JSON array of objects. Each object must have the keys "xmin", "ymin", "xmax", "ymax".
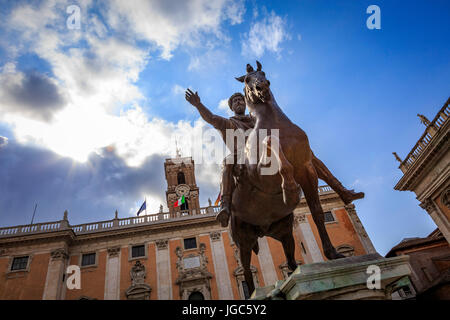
[
  {"xmin": 185, "ymin": 89, "xmax": 230, "ymax": 130},
  {"xmin": 195, "ymin": 102, "xmax": 230, "ymax": 130}
]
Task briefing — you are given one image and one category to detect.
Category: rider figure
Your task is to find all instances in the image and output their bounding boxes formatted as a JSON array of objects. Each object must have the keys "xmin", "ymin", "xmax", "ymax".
[
  {"xmin": 185, "ymin": 89, "xmax": 253, "ymax": 227},
  {"xmin": 185, "ymin": 89, "xmax": 365, "ymax": 228}
]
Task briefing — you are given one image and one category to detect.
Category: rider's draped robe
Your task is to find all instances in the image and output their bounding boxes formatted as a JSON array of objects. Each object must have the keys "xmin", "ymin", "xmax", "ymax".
[{"xmin": 214, "ymin": 114, "xmax": 255, "ymax": 160}]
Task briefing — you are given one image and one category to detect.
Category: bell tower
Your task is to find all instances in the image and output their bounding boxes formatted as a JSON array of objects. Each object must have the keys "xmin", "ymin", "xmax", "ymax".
[{"xmin": 164, "ymin": 152, "xmax": 200, "ymax": 215}]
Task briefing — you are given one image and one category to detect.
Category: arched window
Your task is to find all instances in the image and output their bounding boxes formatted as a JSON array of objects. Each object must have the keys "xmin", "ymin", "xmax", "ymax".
[
  {"xmin": 177, "ymin": 172, "xmax": 186, "ymax": 185},
  {"xmin": 188, "ymin": 291, "xmax": 204, "ymax": 300}
]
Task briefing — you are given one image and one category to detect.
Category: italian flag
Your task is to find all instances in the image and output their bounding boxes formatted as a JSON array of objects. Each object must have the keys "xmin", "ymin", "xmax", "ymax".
[{"xmin": 173, "ymin": 195, "xmax": 186, "ymax": 208}]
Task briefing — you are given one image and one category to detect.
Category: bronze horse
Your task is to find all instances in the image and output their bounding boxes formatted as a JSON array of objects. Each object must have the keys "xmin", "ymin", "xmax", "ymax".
[{"xmin": 230, "ymin": 61, "xmax": 345, "ymax": 295}]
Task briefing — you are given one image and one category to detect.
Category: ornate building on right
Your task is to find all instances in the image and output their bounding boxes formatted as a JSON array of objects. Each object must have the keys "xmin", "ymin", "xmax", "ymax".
[
  {"xmin": 394, "ymin": 97, "xmax": 449, "ymax": 242},
  {"xmin": 391, "ymin": 97, "xmax": 450, "ymax": 299}
]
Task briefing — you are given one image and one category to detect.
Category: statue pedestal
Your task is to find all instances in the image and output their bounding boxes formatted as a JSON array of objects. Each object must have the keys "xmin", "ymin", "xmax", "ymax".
[{"xmin": 251, "ymin": 254, "xmax": 412, "ymax": 300}]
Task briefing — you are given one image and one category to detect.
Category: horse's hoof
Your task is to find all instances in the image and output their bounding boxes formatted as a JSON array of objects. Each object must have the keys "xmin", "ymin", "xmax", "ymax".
[
  {"xmin": 342, "ymin": 190, "xmax": 365, "ymax": 205},
  {"xmin": 288, "ymin": 262, "xmax": 297, "ymax": 271},
  {"xmin": 324, "ymin": 248, "xmax": 346, "ymax": 260}
]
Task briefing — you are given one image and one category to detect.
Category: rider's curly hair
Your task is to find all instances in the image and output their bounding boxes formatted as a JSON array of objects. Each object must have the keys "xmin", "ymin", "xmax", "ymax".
[{"xmin": 228, "ymin": 92, "xmax": 245, "ymax": 110}]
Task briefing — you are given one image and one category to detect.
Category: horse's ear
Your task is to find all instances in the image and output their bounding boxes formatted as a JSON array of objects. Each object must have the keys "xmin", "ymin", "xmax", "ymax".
[
  {"xmin": 246, "ymin": 64, "xmax": 254, "ymax": 73},
  {"xmin": 235, "ymin": 75, "xmax": 245, "ymax": 83},
  {"xmin": 256, "ymin": 60, "xmax": 262, "ymax": 71}
]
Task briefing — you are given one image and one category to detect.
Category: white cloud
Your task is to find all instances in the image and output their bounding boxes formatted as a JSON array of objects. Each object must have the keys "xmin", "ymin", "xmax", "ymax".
[
  {"xmin": 241, "ymin": 10, "xmax": 290, "ymax": 58},
  {"xmin": 0, "ymin": 136, "xmax": 8, "ymax": 148},
  {"xmin": 0, "ymin": 0, "xmax": 245, "ymax": 207},
  {"xmin": 106, "ymin": 0, "xmax": 246, "ymax": 59},
  {"xmin": 224, "ymin": 0, "xmax": 246, "ymax": 25},
  {"xmin": 188, "ymin": 49, "xmax": 228, "ymax": 72},
  {"xmin": 218, "ymin": 98, "xmax": 234, "ymax": 116},
  {"xmin": 172, "ymin": 84, "xmax": 186, "ymax": 96}
]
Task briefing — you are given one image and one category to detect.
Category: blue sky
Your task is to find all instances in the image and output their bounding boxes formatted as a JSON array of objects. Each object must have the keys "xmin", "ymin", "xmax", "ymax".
[{"xmin": 0, "ymin": 0, "xmax": 449, "ymax": 255}]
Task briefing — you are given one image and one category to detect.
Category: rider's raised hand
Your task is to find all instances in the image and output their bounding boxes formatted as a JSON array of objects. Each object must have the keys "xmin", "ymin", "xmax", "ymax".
[{"xmin": 185, "ymin": 89, "xmax": 201, "ymax": 107}]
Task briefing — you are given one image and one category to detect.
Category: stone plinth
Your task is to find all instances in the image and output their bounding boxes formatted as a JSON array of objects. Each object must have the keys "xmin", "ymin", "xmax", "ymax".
[{"xmin": 251, "ymin": 254, "xmax": 412, "ymax": 300}]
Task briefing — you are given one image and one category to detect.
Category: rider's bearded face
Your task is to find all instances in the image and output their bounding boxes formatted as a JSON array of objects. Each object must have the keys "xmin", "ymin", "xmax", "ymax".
[{"xmin": 232, "ymin": 96, "xmax": 246, "ymax": 115}]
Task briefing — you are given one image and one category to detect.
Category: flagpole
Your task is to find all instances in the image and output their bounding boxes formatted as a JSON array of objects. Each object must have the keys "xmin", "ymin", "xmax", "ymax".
[
  {"xmin": 145, "ymin": 197, "xmax": 147, "ymax": 216},
  {"xmin": 30, "ymin": 203, "xmax": 37, "ymax": 225}
]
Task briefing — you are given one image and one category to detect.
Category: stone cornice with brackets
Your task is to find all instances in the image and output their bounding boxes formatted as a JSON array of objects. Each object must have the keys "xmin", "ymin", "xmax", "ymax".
[{"xmin": 0, "ymin": 229, "xmax": 75, "ymax": 248}]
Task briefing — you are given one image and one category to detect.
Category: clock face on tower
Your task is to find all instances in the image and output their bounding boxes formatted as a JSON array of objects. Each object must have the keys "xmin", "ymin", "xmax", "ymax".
[{"xmin": 175, "ymin": 184, "xmax": 190, "ymax": 197}]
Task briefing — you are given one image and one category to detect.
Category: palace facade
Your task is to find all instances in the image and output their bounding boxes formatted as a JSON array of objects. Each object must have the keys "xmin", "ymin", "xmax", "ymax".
[
  {"xmin": 0, "ymin": 155, "xmax": 376, "ymax": 300},
  {"xmin": 391, "ymin": 97, "xmax": 450, "ymax": 299}
]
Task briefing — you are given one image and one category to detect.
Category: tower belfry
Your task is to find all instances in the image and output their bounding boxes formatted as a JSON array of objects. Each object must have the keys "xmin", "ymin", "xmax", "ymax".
[{"xmin": 164, "ymin": 154, "xmax": 200, "ymax": 215}]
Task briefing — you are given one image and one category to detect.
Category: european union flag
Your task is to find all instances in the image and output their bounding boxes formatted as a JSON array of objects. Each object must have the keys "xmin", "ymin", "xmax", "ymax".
[{"xmin": 136, "ymin": 200, "xmax": 146, "ymax": 216}]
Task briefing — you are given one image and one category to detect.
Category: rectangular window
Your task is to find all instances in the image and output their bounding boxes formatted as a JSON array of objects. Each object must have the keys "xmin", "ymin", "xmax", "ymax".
[
  {"xmin": 132, "ymin": 245, "xmax": 145, "ymax": 258},
  {"xmin": 11, "ymin": 256, "xmax": 29, "ymax": 271},
  {"xmin": 184, "ymin": 237, "xmax": 197, "ymax": 250},
  {"xmin": 324, "ymin": 211, "xmax": 335, "ymax": 222},
  {"xmin": 81, "ymin": 253, "xmax": 96, "ymax": 266}
]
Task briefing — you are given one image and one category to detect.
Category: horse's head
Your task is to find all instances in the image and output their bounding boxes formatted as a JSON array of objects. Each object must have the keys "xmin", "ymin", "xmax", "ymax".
[{"xmin": 236, "ymin": 61, "xmax": 271, "ymax": 104}]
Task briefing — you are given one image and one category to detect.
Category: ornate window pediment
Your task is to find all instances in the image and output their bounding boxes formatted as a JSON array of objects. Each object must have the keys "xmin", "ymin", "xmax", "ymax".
[
  {"xmin": 175, "ymin": 243, "xmax": 212, "ymax": 300},
  {"xmin": 232, "ymin": 245, "xmax": 260, "ymax": 299}
]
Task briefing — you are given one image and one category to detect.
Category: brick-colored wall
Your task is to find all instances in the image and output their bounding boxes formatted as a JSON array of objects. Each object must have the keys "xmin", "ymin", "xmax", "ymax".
[
  {"xmin": 65, "ymin": 250, "xmax": 106, "ymax": 300},
  {"xmin": 307, "ymin": 208, "xmax": 367, "ymax": 259},
  {"xmin": 0, "ymin": 253, "xmax": 49, "ymax": 300}
]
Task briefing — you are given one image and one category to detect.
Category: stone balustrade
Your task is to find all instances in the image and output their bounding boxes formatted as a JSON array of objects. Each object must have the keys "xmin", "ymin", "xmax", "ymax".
[
  {"xmin": 0, "ymin": 185, "xmax": 334, "ymax": 238},
  {"xmin": 0, "ymin": 206, "xmax": 220, "ymax": 238},
  {"xmin": 401, "ymin": 99, "xmax": 449, "ymax": 172}
]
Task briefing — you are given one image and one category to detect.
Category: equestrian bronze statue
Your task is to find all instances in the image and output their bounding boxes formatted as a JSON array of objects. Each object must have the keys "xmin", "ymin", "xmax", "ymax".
[{"xmin": 185, "ymin": 61, "xmax": 364, "ymax": 295}]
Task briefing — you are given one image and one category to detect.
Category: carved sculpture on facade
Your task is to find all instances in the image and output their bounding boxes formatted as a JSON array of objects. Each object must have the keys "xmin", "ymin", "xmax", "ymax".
[
  {"xmin": 393, "ymin": 152, "xmax": 403, "ymax": 163},
  {"xmin": 293, "ymin": 213, "xmax": 306, "ymax": 227},
  {"xmin": 130, "ymin": 260, "xmax": 146, "ymax": 285},
  {"xmin": 125, "ymin": 260, "xmax": 151, "ymax": 300},
  {"xmin": 417, "ymin": 114, "xmax": 431, "ymax": 126},
  {"xmin": 156, "ymin": 239, "xmax": 168, "ymax": 250},
  {"xmin": 209, "ymin": 231, "xmax": 221, "ymax": 242},
  {"xmin": 420, "ymin": 198, "xmax": 437, "ymax": 213},
  {"xmin": 107, "ymin": 247, "xmax": 120, "ymax": 258},
  {"xmin": 50, "ymin": 248, "xmax": 68, "ymax": 261},
  {"xmin": 175, "ymin": 243, "xmax": 212, "ymax": 300}
]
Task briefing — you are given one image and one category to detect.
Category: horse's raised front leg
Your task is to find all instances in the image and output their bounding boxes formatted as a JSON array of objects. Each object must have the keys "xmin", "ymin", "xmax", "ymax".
[
  {"xmin": 261, "ymin": 136, "xmax": 300, "ymax": 207},
  {"xmin": 294, "ymin": 161, "xmax": 345, "ymax": 260}
]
